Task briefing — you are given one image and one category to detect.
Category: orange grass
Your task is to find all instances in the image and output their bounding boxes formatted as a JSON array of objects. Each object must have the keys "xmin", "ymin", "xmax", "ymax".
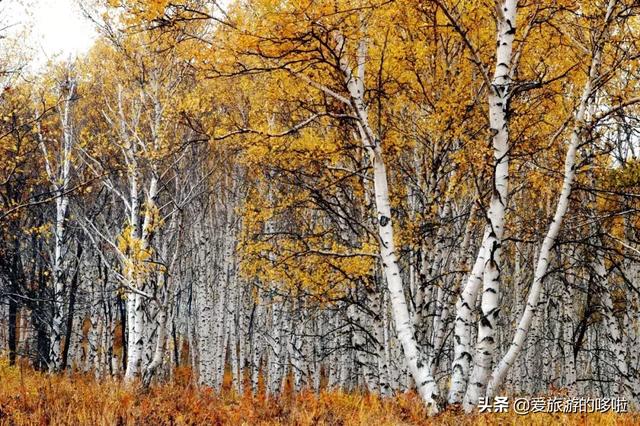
[{"xmin": 0, "ymin": 359, "xmax": 636, "ymax": 425}]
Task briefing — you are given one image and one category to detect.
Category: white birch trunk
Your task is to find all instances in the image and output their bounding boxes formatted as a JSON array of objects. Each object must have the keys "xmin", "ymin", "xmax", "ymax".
[
  {"xmin": 449, "ymin": 229, "xmax": 489, "ymax": 403},
  {"xmin": 195, "ymin": 220, "xmax": 216, "ymax": 387},
  {"xmin": 463, "ymin": 0, "xmax": 517, "ymax": 410},
  {"xmin": 250, "ymin": 296, "xmax": 264, "ymax": 394},
  {"xmin": 562, "ymin": 274, "xmax": 577, "ymax": 396},
  {"xmin": 38, "ymin": 80, "xmax": 76, "ymax": 371},
  {"xmin": 142, "ymin": 286, "xmax": 169, "ymax": 388},
  {"xmin": 333, "ymin": 31, "xmax": 439, "ymax": 413},
  {"xmin": 595, "ymin": 256, "xmax": 629, "ymax": 398},
  {"xmin": 486, "ymin": 0, "xmax": 617, "ymax": 395},
  {"xmin": 124, "ymin": 172, "xmax": 158, "ymax": 381}
]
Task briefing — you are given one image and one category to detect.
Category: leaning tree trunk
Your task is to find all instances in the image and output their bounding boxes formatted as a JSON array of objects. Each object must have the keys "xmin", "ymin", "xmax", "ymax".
[
  {"xmin": 485, "ymin": 0, "xmax": 617, "ymax": 396},
  {"xmin": 335, "ymin": 32, "xmax": 440, "ymax": 413}
]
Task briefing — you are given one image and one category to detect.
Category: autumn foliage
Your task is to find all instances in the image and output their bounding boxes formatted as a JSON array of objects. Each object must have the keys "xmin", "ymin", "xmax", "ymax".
[{"xmin": 1, "ymin": 0, "xmax": 640, "ymax": 423}]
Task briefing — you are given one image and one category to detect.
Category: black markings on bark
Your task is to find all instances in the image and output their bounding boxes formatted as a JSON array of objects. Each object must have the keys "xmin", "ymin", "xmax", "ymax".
[
  {"xmin": 482, "ymin": 336, "xmax": 495, "ymax": 345},
  {"xmin": 480, "ymin": 315, "xmax": 492, "ymax": 328},
  {"xmin": 505, "ymin": 19, "xmax": 516, "ymax": 35}
]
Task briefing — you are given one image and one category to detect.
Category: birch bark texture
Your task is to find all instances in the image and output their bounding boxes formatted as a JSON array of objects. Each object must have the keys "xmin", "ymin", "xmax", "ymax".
[
  {"xmin": 462, "ymin": 0, "xmax": 518, "ymax": 410},
  {"xmin": 331, "ymin": 30, "xmax": 441, "ymax": 412},
  {"xmin": 486, "ymin": 0, "xmax": 619, "ymax": 397},
  {"xmin": 36, "ymin": 78, "xmax": 77, "ymax": 372}
]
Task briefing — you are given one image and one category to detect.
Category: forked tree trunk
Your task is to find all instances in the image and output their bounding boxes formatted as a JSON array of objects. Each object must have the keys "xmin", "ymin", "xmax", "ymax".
[
  {"xmin": 463, "ymin": 0, "xmax": 517, "ymax": 410},
  {"xmin": 486, "ymin": 0, "xmax": 617, "ymax": 396}
]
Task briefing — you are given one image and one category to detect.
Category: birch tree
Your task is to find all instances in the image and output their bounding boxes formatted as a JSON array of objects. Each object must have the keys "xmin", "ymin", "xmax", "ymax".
[
  {"xmin": 487, "ymin": 0, "xmax": 635, "ymax": 397},
  {"xmin": 32, "ymin": 68, "xmax": 79, "ymax": 372}
]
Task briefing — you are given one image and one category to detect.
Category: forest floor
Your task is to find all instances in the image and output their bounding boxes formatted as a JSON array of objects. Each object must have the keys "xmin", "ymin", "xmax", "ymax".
[{"xmin": 0, "ymin": 360, "xmax": 637, "ymax": 425}]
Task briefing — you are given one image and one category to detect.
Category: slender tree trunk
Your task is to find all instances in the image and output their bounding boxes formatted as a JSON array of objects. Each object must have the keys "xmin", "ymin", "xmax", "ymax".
[
  {"xmin": 595, "ymin": 255, "xmax": 629, "ymax": 398},
  {"xmin": 49, "ymin": 197, "xmax": 69, "ymax": 371},
  {"xmin": 449, "ymin": 229, "xmax": 489, "ymax": 403},
  {"xmin": 38, "ymin": 81, "xmax": 76, "ymax": 372},
  {"xmin": 62, "ymin": 242, "xmax": 82, "ymax": 370},
  {"xmin": 463, "ymin": 0, "xmax": 517, "ymax": 410},
  {"xmin": 142, "ymin": 285, "xmax": 169, "ymax": 389},
  {"xmin": 562, "ymin": 273, "xmax": 577, "ymax": 396},
  {"xmin": 334, "ymin": 31, "xmax": 440, "ymax": 413},
  {"xmin": 486, "ymin": 1, "xmax": 616, "ymax": 395}
]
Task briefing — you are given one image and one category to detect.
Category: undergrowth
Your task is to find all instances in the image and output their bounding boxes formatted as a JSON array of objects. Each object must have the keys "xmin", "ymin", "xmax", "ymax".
[{"xmin": 0, "ymin": 359, "xmax": 636, "ymax": 425}]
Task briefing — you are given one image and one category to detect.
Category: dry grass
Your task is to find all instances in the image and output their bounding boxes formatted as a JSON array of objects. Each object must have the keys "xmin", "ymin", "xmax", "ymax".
[{"xmin": 0, "ymin": 359, "xmax": 636, "ymax": 425}]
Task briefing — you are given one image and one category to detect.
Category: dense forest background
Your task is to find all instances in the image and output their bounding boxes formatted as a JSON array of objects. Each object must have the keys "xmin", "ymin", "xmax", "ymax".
[{"xmin": 1, "ymin": 0, "xmax": 640, "ymax": 418}]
